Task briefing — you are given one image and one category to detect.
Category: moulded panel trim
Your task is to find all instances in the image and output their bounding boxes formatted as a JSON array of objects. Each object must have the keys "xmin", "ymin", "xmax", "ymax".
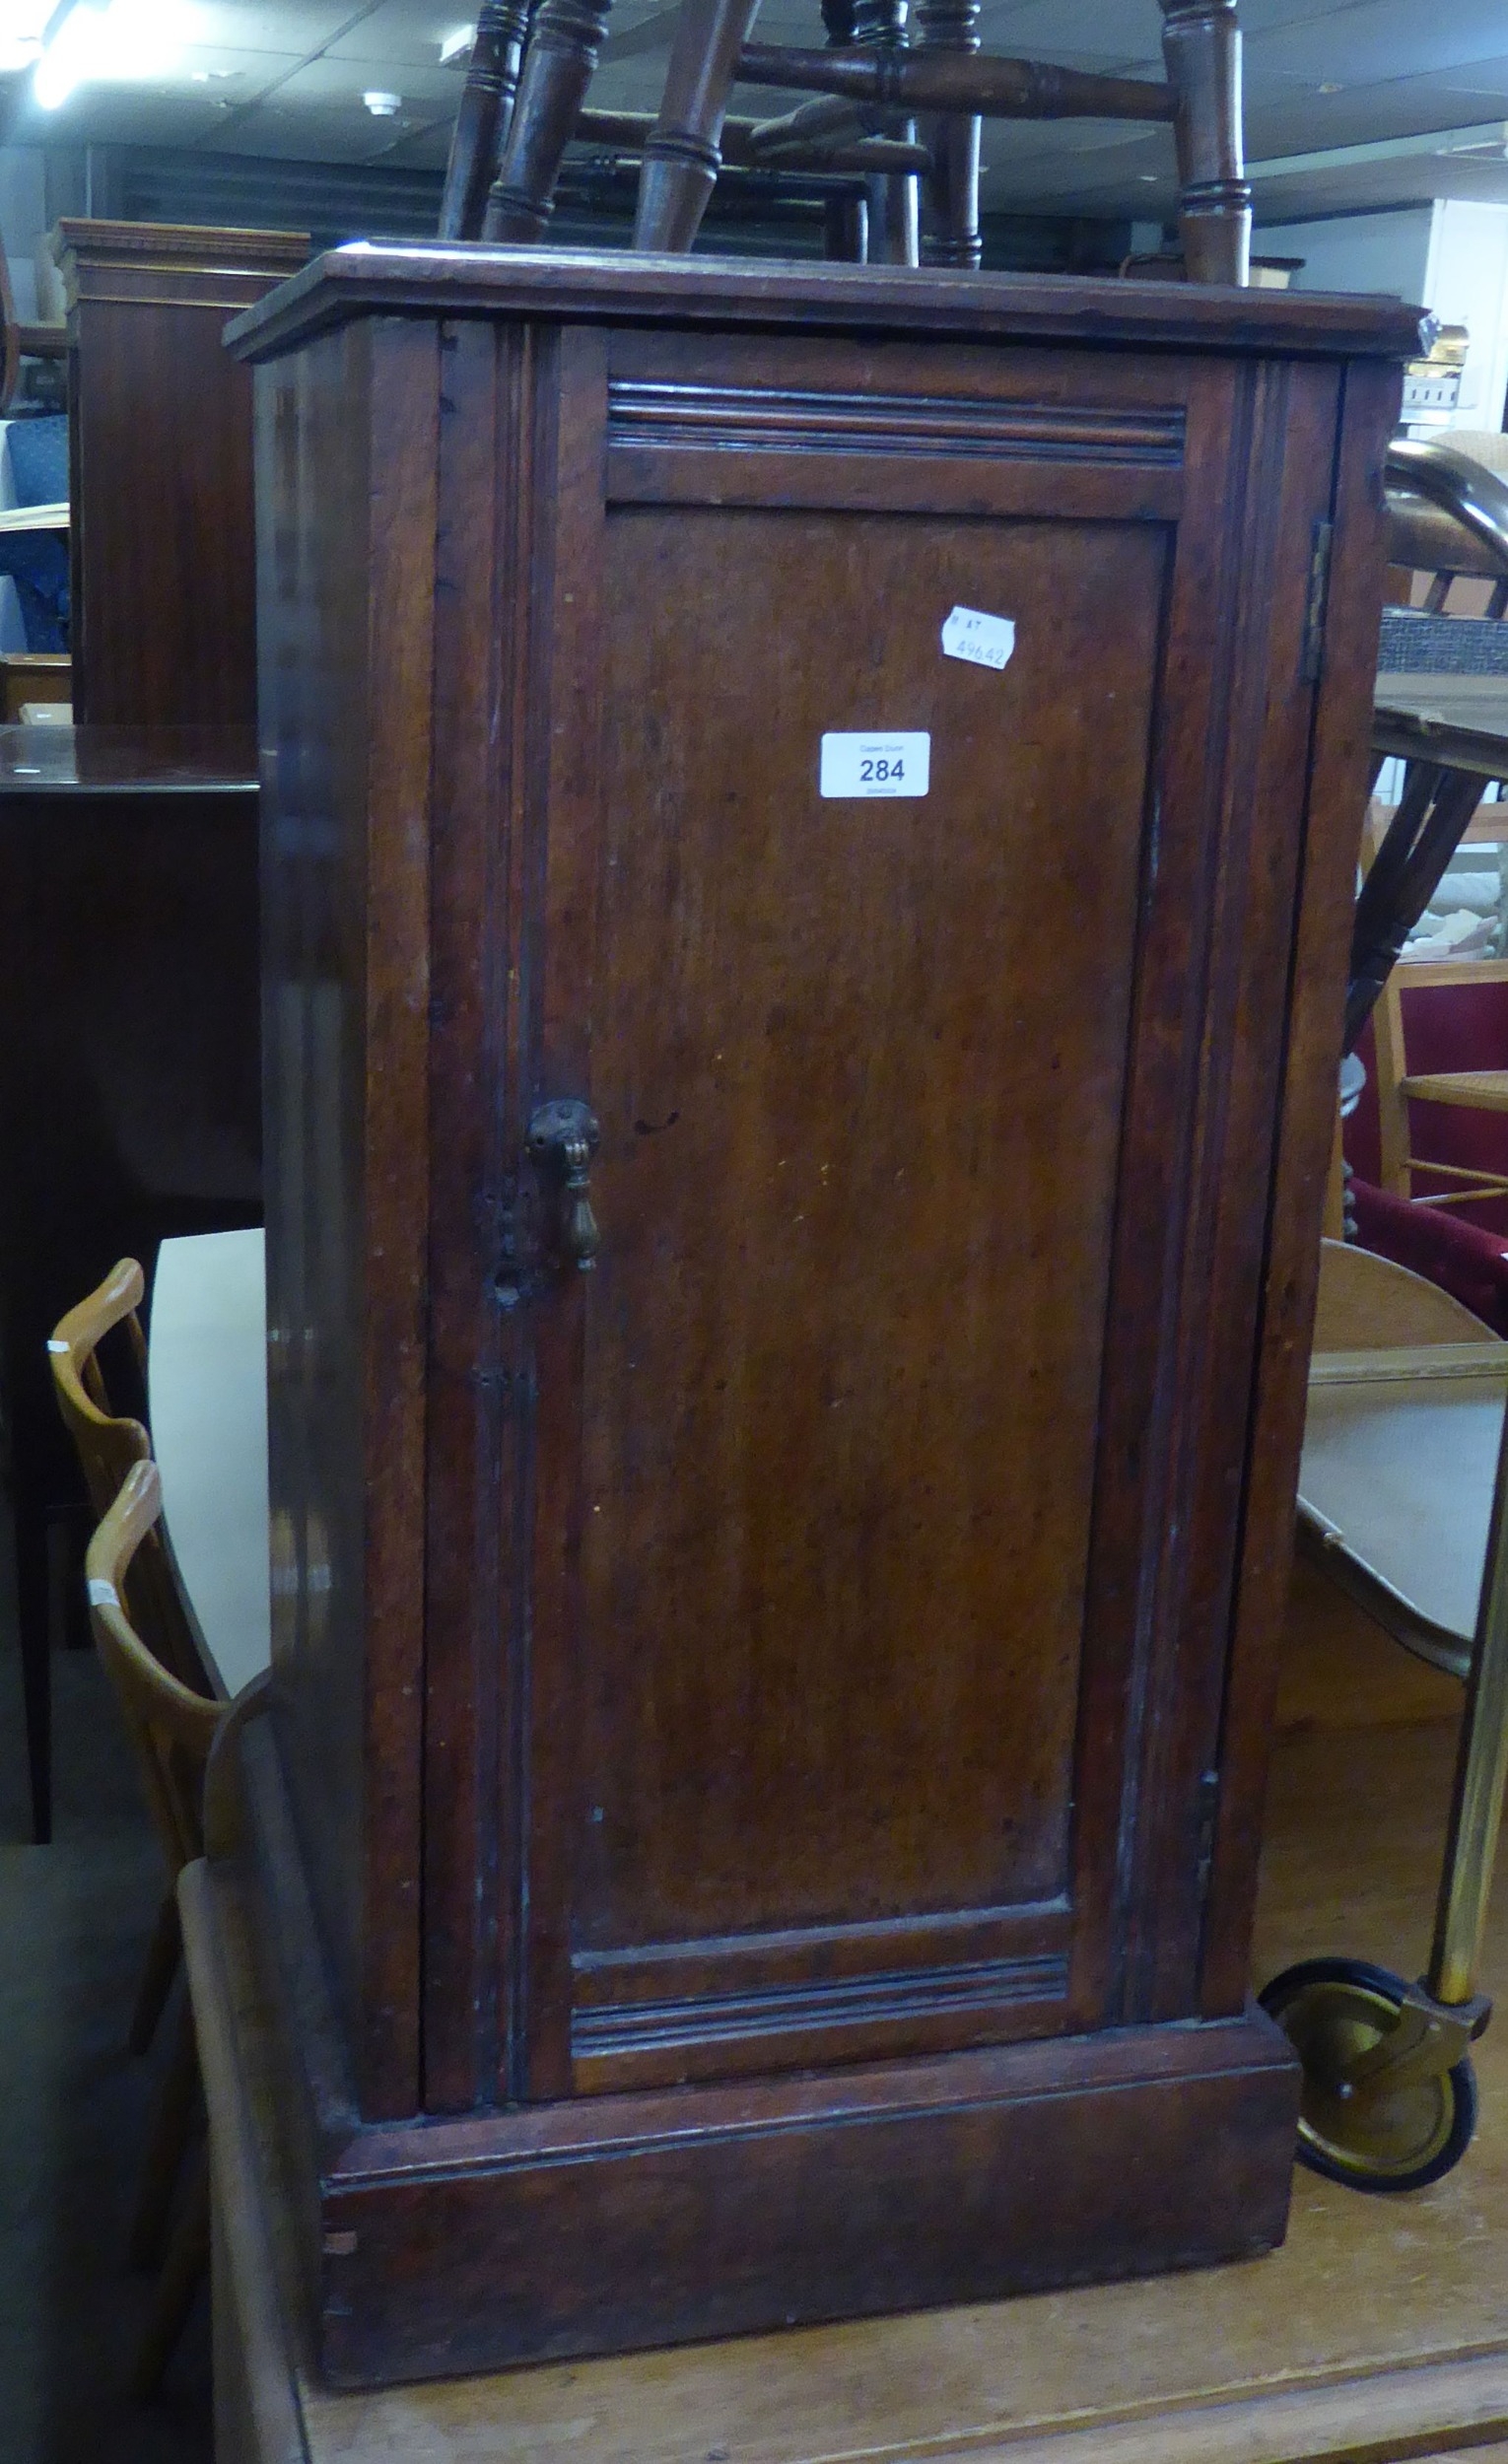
[
  {"xmin": 571, "ymin": 1951, "xmax": 1071, "ymax": 2088},
  {"xmin": 607, "ymin": 379, "xmax": 1186, "ymax": 464}
]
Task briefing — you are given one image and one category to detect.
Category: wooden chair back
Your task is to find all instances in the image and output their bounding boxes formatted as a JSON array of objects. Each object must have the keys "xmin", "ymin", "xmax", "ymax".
[
  {"xmin": 1387, "ymin": 437, "xmax": 1508, "ymax": 617},
  {"xmin": 48, "ymin": 1256, "xmax": 150, "ymax": 1517},
  {"xmin": 87, "ymin": 1458, "xmax": 222, "ymax": 1880},
  {"xmin": 49, "ymin": 1260, "xmax": 210, "ymax": 1696}
]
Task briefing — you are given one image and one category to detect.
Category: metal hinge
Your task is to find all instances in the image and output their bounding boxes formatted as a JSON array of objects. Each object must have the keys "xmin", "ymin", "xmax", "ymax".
[
  {"xmin": 1194, "ymin": 1767, "xmax": 1221, "ymax": 1902},
  {"xmin": 1301, "ymin": 518, "xmax": 1334, "ymax": 686}
]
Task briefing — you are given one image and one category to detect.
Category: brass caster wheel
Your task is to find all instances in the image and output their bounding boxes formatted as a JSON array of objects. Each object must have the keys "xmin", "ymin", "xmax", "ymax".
[{"xmin": 1260, "ymin": 1956, "xmax": 1477, "ymax": 2194}]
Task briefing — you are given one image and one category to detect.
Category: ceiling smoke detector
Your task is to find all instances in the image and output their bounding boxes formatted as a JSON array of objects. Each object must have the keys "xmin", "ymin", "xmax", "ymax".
[{"xmin": 363, "ymin": 88, "xmax": 402, "ymax": 115}]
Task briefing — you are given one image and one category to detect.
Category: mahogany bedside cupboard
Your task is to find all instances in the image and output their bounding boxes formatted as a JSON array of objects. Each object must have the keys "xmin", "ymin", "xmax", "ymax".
[{"xmin": 225, "ymin": 246, "xmax": 1422, "ymax": 2388}]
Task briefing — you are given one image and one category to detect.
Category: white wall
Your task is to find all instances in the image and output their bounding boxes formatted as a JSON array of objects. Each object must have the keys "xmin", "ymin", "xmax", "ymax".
[
  {"xmin": 0, "ymin": 148, "xmax": 47, "ymax": 323},
  {"xmin": 1256, "ymin": 199, "xmax": 1508, "ymax": 436},
  {"xmin": 1254, "ymin": 207, "xmax": 1434, "ymax": 303},
  {"xmin": 1424, "ymin": 199, "xmax": 1508, "ymax": 435}
]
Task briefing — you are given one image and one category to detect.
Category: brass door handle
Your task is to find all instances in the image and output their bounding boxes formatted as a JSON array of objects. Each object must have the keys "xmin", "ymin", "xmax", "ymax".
[{"xmin": 528, "ymin": 1098, "xmax": 601, "ymax": 1269}]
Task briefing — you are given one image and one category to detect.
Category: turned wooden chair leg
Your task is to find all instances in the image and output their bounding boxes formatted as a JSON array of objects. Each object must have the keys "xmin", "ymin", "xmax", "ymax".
[
  {"xmin": 824, "ymin": 191, "xmax": 869, "ymax": 259},
  {"xmin": 817, "ymin": 0, "xmax": 868, "ymax": 261},
  {"xmin": 127, "ymin": 1889, "xmax": 181, "ymax": 2058},
  {"xmin": 485, "ymin": 0, "xmax": 612, "ymax": 242},
  {"xmin": 851, "ymin": 0, "xmax": 919, "ymax": 267},
  {"xmin": 915, "ymin": 0, "xmax": 981, "ymax": 268},
  {"xmin": 633, "ymin": 0, "xmax": 767, "ymax": 251},
  {"xmin": 441, "ymin": 0, "xmax": 534, "ymax": 239},
  {"xmin": 129, "ymin": 1995, "xmax": 200, "ymax": 2272},
  {"xmin": 864, "ymin": 170, "xmax": 919, "ymax": 264},
  {"xmin": 129, "ymin": 2148, "xmax": 210, "ymax": 2403},
  {"xmin": 1160, "ymin": 0, "xmax": 1251, "ymax": 284}
]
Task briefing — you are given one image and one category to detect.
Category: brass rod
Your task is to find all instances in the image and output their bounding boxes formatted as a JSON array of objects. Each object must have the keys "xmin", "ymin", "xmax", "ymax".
[{"xmin": 1430, "ymin": 1403, "xmax": 1508, "ymax": 2004}]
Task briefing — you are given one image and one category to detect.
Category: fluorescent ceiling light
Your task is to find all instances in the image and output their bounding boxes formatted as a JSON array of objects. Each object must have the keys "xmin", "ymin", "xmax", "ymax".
[
  {"xmin": 440, "ymin": 23, "xmax": 475, "ymax": 65},
  {"xmin": 0, "ymin": 0, "xmax": 51, "ymax": 72},
  {"xmin": 33, "ymin": 0, "xmax": 196, "ymax": 110}
]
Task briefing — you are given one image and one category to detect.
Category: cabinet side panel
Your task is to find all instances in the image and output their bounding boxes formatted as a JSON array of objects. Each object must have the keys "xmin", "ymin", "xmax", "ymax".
[
  {"xmin": 1200, "ymin": 356, "xmax": 1403, "ymax": 2013},
  {"xmin": 72, "ymin": 299, "xmax": 260, "ymax": 725},
  {"xmin": 422, "ymin": 316, "xmax": 544, "ymax": 2112},
  {"xmin": 359, "ymin": 319, "xmax": 440, "ymax": 2114},
  {"xmin": 258, "ymin": 319, "xmax": 438, "ymax": 2116},
  {"xmin": 258, "ymin": 326, "xmax": 373, "ymax": 2077},
  {"xmin": 1111, "ymin": 359, "xmax": 1348, "ymax": 2021}
]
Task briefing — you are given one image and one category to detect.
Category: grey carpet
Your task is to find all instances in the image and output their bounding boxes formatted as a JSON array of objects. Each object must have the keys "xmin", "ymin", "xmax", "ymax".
[{"xmin": 0, "ymin": 1611, "xmax": 212, "ymax": 2461}]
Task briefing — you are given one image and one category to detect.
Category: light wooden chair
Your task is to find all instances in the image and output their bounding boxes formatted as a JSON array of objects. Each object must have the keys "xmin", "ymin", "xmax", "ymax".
[
  {"xmin": 48, "ymin": 1261, "xmax": 213, "ymax": 2056},
  {"xmin": 1372, "ymin": 956, "xmax": 1508, "ymax": 1211},
  {"xmin": 87, "ymin": 1457, "xmax": 225, "ymax": 2397},
  {"xmin": 48, "ymin": 1257, "xmax": 150, "ymax": 1519}
]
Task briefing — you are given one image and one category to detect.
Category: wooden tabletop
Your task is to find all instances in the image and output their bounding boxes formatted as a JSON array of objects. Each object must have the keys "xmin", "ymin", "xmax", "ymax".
[
  {"xmin": 0, "ymin": 721, "xmax": 257, "ymax": 794},
  {"xmin": 148, "ymin": 1229, "xmax": 271, "ymax": 1699},
  {"xmin": 1372, "ymin": 673, "xmax": 1508, "ymax": 779}
]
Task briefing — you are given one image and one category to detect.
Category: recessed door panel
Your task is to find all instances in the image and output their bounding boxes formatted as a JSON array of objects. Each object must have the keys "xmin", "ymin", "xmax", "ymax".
[{"xmin": 552, "ymin": 504, "xmax": 1168, "ymax": 2078}]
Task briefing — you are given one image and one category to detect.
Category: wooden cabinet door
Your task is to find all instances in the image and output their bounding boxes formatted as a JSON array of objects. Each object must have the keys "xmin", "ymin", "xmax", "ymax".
[{"xmin": 430, "ymin": 325, "xmax": 1345, "ymax": 2108}]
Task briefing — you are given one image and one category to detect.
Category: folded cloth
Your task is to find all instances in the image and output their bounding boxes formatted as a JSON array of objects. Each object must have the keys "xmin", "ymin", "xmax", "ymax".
[{"xmin": 1405, "ymin": 910, "xmax": 1498, "ymax": 960}]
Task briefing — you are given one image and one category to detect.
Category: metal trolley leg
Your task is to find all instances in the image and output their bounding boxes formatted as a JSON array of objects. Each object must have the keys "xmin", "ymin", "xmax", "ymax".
[{"xmin": 1262, "ymin": 1416, "xmax": 1508, "ymax": 2190}]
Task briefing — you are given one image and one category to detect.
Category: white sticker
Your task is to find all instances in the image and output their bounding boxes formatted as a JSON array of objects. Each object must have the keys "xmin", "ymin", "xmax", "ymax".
[
  {"xmin": 46, "ymin": 1337, "xmax": 67, "ymax": 1353},
  {"xmin": 819, "ymin": 731, "xmax": 930, "ymax": 799},
  {"xmin": 87, "ymin": 1577, "xmax": 118, "ymax": 1608},
  {"xmin": 941, "ymin": 605, "xmax": 1016, "ymax": 671}
]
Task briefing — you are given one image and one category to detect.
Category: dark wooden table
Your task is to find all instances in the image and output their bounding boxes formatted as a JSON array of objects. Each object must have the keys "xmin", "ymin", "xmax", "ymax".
[
  {"xmin": 1347, "ymin": 677, "xmax": 1508, "ymax": 1053},
  {"xmin": 0, "ymin": 724, "xmax": 260, "ymax": 1840},
  {"xmin": 1374, "ymin": 672, "xmax": 1508, "ymax": 778}
]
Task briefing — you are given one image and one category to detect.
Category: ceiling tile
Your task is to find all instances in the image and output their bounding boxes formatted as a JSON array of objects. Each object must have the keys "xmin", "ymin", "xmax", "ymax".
[
  {"xmin": 189, "ymin": 0, "xmax": 370, "ymax": 54},
  {"xmin": 323, "ymin": 0, "xmax": 476, "ymax": 67},
  {"xmin": 273, "ymin": 47, "xmax": 457, "ymax": 102},
  {"xmin": 4, "ymin": 0, "xmax": 1507, "ymax": 237}
]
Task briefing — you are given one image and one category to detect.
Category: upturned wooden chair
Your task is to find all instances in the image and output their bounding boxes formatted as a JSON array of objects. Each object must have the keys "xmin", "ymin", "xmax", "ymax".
[
  {"xmin": 49, "ymin": 1261, "xmax": 214, "ymax": 2057},
  {"xmin": 87, "ymin": 1457, "xmax": 224, "ymax": 2397},
  {"xmin": 441, "ymin": 0, "xmax": 930, "ymax": 250},
  {"xmin": 446, "ymin": 0, "xmax": 1248, "ymax": 283},
  {"xmin": 441, "ymin": 0, "xmax": 533, "ymax": 239}
]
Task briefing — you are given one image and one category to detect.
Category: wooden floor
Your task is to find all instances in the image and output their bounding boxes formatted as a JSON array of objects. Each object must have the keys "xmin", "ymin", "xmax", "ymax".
[{"xmin": 211, "ymin": 1560, "xmax": 1508, "ymax": 2462}]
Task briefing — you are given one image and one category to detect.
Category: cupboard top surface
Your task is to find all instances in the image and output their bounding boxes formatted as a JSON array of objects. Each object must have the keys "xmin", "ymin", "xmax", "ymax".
[{"xmin": 227, "ymin": 241, "xmax": 1428, "ymax": 367}]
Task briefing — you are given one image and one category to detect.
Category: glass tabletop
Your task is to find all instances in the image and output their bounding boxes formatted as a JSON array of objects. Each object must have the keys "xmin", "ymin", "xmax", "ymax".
[{"xmin": 0, "ymin": 722, "xmax": 258, "ymax": 794}]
